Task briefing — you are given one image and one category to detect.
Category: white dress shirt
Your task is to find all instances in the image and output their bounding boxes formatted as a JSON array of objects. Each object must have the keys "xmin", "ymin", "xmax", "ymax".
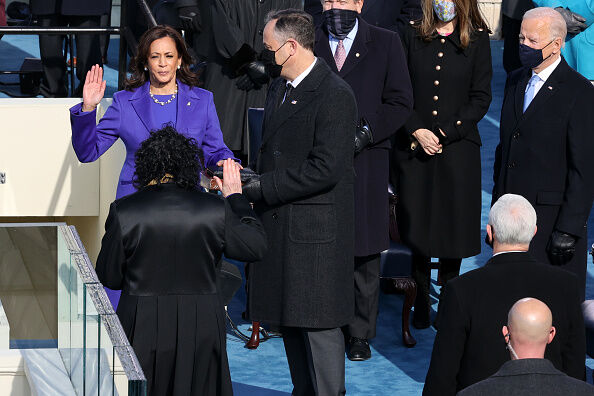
[
  {"xmin": 526, "ymin": 55, "xmax": 562, "ymax": 98},
  {"xmin": 328, "ymin": 19, "xmax": 359, "ymax": 57}
]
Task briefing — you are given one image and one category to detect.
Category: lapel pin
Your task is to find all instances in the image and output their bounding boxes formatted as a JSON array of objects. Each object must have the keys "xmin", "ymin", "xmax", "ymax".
[
  {"xmin": 355, "ymin": 52, "xmax": 360, "ymax": 57},
  {"xmin": 547, "ymin": 86, "xmax": 553, "ymax": 90},
  {"xmin": 291, "ymin": 100, "xmax": 297, "ymax": 105},
  {"xmin": 187, "ymin": 101, "xmax": 191, "ymax": 106}
]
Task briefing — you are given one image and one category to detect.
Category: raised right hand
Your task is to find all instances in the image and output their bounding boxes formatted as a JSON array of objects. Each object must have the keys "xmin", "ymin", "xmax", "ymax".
[
  {"xmin": 82, "ymin": 64, "xmax": 106, "ymax": 112},
  {"xmin": 213, "ymin": 159, "xmax": 243, "ymax": 197},
  {"xmin": 412, "ymin": 128, "xmax": 442, "ymax": 156}
]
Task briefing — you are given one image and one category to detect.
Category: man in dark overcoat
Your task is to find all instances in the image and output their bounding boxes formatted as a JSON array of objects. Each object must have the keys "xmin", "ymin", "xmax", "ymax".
[
  {"xmin": 193, "ymin": 0, "xmax": 302, "ymax": 155},
  {"xmin": 314, "ymin": 0, "xmax": 413, "ymax": 360},
  {"xmin": 30, "ymin": 0, "xmax": 111, "ymax": 97},
  {"xmin": 244, "ymin": 9, "xmax": 357, "ymax": 396},
  {"xmin": 493, "ymin": 7, "xmax": 594, "ymax": 300},
  {"xmin": 305, "ymin": 0, "xmax": 421, "ymax": 32},
  {"xmin": 424, "ymin": 194, "xmax": 585, "ymax": 396}
]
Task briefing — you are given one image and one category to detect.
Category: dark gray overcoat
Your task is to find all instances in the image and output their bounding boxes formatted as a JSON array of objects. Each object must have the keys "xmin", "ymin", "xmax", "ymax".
[
  {"xmin": 247, "ymin": 59, "xmax": 358, "ymax": 328},
  {"xmin": 392, "ymin": 23, "xmax": 492, "ymax": 259}
]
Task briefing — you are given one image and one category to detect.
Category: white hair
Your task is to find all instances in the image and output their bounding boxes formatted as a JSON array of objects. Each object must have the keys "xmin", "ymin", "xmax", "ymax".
[
  {"xmin": 489, "ymin": 194, "xmax": 537, "ymax": 245},
  {"xmin": 523, "ymin": 7, "xmax": 567, "ymax": 43}
]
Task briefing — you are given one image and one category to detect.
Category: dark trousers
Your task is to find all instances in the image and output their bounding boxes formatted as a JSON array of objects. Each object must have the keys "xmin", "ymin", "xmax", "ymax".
[
  {"xmin": 502, "ymin": 14, "xmax": 522, "ymax": 74},
  {"xmin": 346, "ymin": 254, "xmax": 381, "ymax": 339},
  {"xmin": 38, "ymin": 15, "xmax": 102, "ymax": 97},
  {"xmin": 412, "ymin": 255, "xmax": 461, "ymax": 325},
  {"xmin": 282, "ymin": 327, "xmax": 346, "ymax": 396}
]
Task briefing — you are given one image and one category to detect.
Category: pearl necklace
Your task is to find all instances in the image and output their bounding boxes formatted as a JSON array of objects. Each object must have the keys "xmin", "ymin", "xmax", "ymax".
[{"xmin": 150, "ymin": 84, "xmax": 178, "ymax": 106}]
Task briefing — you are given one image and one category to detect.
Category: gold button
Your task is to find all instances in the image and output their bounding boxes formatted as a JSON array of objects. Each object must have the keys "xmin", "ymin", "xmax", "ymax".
[
  {"xmin": 433, "ymin": 95, "xmax": 438, "ymax": 101},
  {"xmin": 438, "ymin": 52, "xmax": 444, "ymax": 58},
  {"xmin": 432, "ymin": 110, "xmax": 438, "ymax": 116},
  {"xmin": 435, "ymin": 65, "xmax": 441, "ymax": 71},
  {"xmin": 440, "ymin": 38, "xmax": 445, "ymax": 44},
  {"xmin": 434, "ymin": 80, "xmax": 439, "ymax": 86},
  {"xmin": 456, "ymin": 120, "xmax": 462, "ymax": 125},
  {"xmin": 355, "ymin": 52, "xmax": 360, "ymax": 57}
]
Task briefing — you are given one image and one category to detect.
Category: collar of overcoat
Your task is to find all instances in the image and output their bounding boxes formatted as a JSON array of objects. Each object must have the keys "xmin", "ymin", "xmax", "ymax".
[
  {"xmin": 129, "ymin": 80, "xmax": 201, "ymax": 133},
  {"xmin": 492, "ymin": 359, "xmax": 561, "ymax": 378},
  {"xmin": 261, "ymin": 58, "xmax": 332, "ymax": 145},
  {"xmin": 314, "ymin": 16, "xmax": 372, "ymax": 78},
  {"xmin": 512, "ymin": 57, "xmax": 567, "ymax": 129},
  {"xmin": 485, "ymin": 251, "xmax": 537, "ymax": 267}
]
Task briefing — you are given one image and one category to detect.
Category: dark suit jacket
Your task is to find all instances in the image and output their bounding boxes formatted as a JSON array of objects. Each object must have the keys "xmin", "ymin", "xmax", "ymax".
[
  {"xmin": 247, "ymin": 58, "xmax": 358, "ymax": 328},
  {"xmin": 493, "ymin": 58, "xmax": 594, "ymax": 296},
  {"xmin": 424, "ymin": 252, "xmax": 586, "ymax": 396},
  {"xmin": 458, "ymin": 359, "xmax": 594, "ymax": 396},
  {"xmin": 315, "ymin": 18, "xmax": 412, "ymax": 256},
  {"xmin": 30, "ymin": 0, "xmax": 110, "ymax": 16}
]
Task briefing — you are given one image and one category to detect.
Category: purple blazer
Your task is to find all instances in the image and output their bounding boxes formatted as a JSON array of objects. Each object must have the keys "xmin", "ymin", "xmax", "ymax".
[{"xmin": 70, "ymin": 81, "xmax": 235, "ymax": 199}]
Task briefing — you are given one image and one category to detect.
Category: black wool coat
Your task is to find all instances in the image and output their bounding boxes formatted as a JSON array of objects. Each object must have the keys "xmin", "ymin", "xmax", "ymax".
[
  {"xmin": 247, "ymin": 59, "xmax": 358, "ymax": 328},
  {"xmin": 392, "ymin": 23, "xmax": 492, "ymax": 258},
  {"xmin": 423, "ymin": 252, "xmax": 586, "ymax": 396},
  {"xmin": 196, "ymin": 0, "xmax": 302, "ymax": 151},
  {"xmin": 493, "ymin": 58, "xmax": 594, "ymax": 300},
  {"xmin": 30, "ymin": 0, "xmax": 111, "ymax": 16},
  {"xmin": 315, "ymin": 18, "xmax": 413, "ymax": 256}
]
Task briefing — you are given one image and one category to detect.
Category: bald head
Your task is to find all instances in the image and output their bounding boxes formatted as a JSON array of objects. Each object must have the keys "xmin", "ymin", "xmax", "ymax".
[{"xmin": 503, "ymin": 298, "xmax": 556, "ymax": 359}]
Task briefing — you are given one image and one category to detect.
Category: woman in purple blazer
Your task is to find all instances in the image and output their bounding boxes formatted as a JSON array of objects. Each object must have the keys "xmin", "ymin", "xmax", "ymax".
[{"xmin": 70, "ymin": 25, "xmax": 236, "ymax": 200}]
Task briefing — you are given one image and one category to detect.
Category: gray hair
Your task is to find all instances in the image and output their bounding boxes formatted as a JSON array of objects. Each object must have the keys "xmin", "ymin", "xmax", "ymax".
[
  {"xmin": 265, "ymin": 9, "xmax": 315, "ymax": 51},
  {"xmin": 523, "ymin": 7, "xmax": 567, "ymax": 43},
  {"xmin": 488, "ymin": 194, "xmax": 537, "ymax": 245}
]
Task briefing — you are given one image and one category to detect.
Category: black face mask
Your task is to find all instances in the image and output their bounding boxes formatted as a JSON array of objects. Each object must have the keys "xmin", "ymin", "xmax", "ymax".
[
  {"xmin": 323, "ymin": 8, "xmax": 358, "ymax": 40},
  {"xmin": 518, "ymin": 40, "xmax": 554, "ymax": 69},
  {"xmin": 259, "ymin": 41, "xmax": 289, "ymax": 78}
]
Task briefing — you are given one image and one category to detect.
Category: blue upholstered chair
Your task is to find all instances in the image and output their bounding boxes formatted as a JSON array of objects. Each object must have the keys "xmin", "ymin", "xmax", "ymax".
[{"xmin": 380, "ymin": 185, "xmax": 417, "ymax": 347}]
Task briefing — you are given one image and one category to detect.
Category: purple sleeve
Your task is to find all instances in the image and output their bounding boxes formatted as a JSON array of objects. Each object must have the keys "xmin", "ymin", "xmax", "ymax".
[
  {"xmin": 201, "ymin": 92, "xmax": 238, "ymax": 168},
  {"xmin": 70, "ymin": 94, "xmax": 122, "ymax": 163}
]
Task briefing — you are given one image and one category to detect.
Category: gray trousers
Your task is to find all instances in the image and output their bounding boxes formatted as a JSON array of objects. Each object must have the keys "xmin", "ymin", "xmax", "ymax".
[{"xmin": 282, "ymin": 327, "xmax": 346, "ymax": 396}]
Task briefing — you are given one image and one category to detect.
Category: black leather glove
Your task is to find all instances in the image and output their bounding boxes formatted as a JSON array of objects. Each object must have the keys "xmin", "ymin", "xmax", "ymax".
[
  {"xmin": 547, "ymin": 230, "xmax": 577, "ymax": 265},
  {"xmin": 236, "ymin": 61, "xmax": 270, "ymax": 91},
  {"xmin": 178, "ymin": 6, "xmax": 202, "ymax": 33},
  {"xmin": 555, "ymin": 7, "xmax": 587, "ymax": 35},
  {"xmin": 242, "ymin": 177, "xmax": 263, "ymax": 203},
  {"xmin": 354, "ymin": 117, "xmax": 374, "ymax": 155}
]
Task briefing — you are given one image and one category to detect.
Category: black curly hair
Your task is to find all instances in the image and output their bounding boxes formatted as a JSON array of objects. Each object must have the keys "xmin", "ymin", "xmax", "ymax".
[{"xmin": 133, "ymin": 124, "xmax": 203, "ymax": 190}]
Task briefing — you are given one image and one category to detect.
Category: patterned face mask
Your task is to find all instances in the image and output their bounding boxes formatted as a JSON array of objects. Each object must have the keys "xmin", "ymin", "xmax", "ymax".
[{"xmin": 432, "ymin": 0, "xmax": 457, "ymax": 22}]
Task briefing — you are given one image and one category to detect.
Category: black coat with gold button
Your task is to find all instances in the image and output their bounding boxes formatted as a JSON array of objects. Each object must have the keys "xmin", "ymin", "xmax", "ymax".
[{"xmin": 392, "ymin": 23, "xmax": 492, "ymax": 258}]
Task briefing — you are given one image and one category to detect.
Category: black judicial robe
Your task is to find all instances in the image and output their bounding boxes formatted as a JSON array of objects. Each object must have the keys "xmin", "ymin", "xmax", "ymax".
[
  {"xmin": 393, "ymin": 23, "xmax": 492, "ymax": 258},
  {"xmin": 96, "ymin": 184, "xmax": 267, "ymax": 396}
]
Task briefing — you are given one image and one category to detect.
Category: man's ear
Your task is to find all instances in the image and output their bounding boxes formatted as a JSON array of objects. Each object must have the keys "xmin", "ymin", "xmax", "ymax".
[
  {"xmin": 502, "ymin": 325, "xmax": 508, "ymax": 338},
  {"xmin": 533, "ymin": 225, "xmax": 537, "ymax": 238},
  {"xmin": 548, "ymin": 326, "xmax": 556, "ymax": 344},
  {"xmin": 487, "ymin": 224, "xmax": 494, "ymax": 244}
]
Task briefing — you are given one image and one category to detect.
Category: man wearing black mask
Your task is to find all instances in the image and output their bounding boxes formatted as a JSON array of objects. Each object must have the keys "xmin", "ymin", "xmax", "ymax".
[
  {"xmin": 493, "ymin": 7, "xmax": 594, "ymax": 301},
  {"xmin": 314, "ymin": 0, "xmax": 413, "ymax": 361}
]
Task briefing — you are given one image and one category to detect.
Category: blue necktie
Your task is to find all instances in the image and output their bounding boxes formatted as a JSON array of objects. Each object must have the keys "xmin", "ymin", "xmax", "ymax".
[{"xmin": 523, "ymin": 75, "xmax": 541, "ymax": 113}]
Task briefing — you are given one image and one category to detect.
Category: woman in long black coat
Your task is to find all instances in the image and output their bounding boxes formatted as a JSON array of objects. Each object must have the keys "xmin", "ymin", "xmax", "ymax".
[
  {"xmin": 96, "ymin": 127, "xmax": 267, "ymax": 396},
  {"xmin": 393, "ymin": 0, "xmax": 492, "ymax": 328}
]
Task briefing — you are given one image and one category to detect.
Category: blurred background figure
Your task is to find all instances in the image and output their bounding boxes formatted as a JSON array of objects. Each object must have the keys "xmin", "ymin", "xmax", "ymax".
[
  {"xmin": 392, "ymin": 0, "xmax": 492, "ymax": 328},
  {"xmin": 0, "ymin": 0, "xmax": 6, "ymax": 28},
  {"xmin": 500, "ymin": 0, "xmax": 533, "ymax": 73},
  {"xmin": 96, "ymin": 128, "xmax": 267, "ymax": 396},
  {"xmin": 193, "ymin": 0, "xmax": 302, "ymax": 158},
  {"xmin": 459, "ymin": 298, "xmax": 594, "ymax": 396},
  {"xmin": 30, "ymin": 0, "xmax": 110, "ymax": 97}
]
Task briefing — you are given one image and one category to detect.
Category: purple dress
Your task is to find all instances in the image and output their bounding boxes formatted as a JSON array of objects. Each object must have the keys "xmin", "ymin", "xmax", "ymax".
[
  {"xmin": 70, "ymin": 81, "xmax": 236, "ymax": 199},
  {"xmin": 70, "ymin": 81, "xmax": 236, "ymax": 308}
]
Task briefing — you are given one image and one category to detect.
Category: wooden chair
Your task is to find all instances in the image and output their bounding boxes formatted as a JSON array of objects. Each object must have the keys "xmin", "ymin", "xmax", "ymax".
[{"xmin": 380, "ymin": 187, "xmax": 417, "ymax": 347}]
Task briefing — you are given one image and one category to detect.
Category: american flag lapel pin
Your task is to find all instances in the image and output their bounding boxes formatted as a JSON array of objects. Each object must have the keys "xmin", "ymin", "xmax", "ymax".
[
  {"xmin": 291, "ymin": 100, "xmax": 297, "ymax": 105},
  {"xmin": 547, "ymin": 86, "xmax": 553, "ymax": 90}
]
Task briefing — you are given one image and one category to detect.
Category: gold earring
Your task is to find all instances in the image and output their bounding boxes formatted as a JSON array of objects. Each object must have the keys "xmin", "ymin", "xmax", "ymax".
[{"xmin": 144, "ymin": 66, "xmax": 148, "ymax": 71}]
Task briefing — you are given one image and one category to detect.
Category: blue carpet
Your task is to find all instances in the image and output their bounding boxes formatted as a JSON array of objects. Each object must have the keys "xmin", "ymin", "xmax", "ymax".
[{"xmin": 2, "ymin": 36, "xmax": 593, "ymax": 394}]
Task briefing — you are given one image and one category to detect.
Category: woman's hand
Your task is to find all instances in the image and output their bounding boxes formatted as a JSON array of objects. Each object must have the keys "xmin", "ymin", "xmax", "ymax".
[
  {"xmin": 82, "ymin": 64, "xmax": 106, "ymax": 112},
  {"xmin": 413, "ymin": 128, "xmax": 442, "ymax": 155},
  {"xmin": 213, "ymin": 158, "xmax": 242, "ymax": 197},
  {"xmin": 217, "ymin": 158, "xmax": 243, "ymax": 169}
]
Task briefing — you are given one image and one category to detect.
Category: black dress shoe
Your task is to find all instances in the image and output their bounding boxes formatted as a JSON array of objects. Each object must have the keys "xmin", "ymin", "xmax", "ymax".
[{"xmin": 347, "ymin": 337, "xmax": 371, "ymax": 361}]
